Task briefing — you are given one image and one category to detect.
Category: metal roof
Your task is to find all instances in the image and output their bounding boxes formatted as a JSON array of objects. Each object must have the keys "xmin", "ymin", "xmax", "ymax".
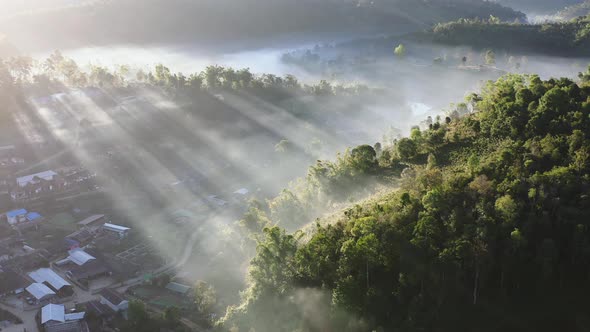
[
  {"xmin": 233, "ymin": 188, "xmax": 249, "ymax": 195},
  {"xmin": 6, "ymin": 209, "xmax": 27, "ymax": 218},
  {"xmin": 68, "ymin": 249, "xmax": 95, "ymax": 266},
  {"xmin": 26, "ymin": 212, "xmax": 42, "ymax": 221},
  {"xmin": 26, "ymin": 283, "xmax": 56, "ymax": 300},
  {"xmin": 17, "ymin": 170, "xmax": 58, "ymax": 187},
  {"xmin": 103, "ymin": 223, "xmax": 130, "ymax": 232},
  {"xmin": 165, "ymin": 282, "xmax": 191, "ymax": 294},
  {"xmin": 77, "ymin": 214, "xmax": 105, "ymax": 226},
  {"xmin": 29, "ymin": 268, "xmax": 71, "ymax": 290},
  {"xmin": 99, "ymin": 288, "xmax": 126, "ymax": 305},
  {"xmin": 41, "ymin": 304, "xmax": 65, "ymax": 324},
  {"xmin": 64, "ymin": 312, "xmax": 85, "ymax": 321}
]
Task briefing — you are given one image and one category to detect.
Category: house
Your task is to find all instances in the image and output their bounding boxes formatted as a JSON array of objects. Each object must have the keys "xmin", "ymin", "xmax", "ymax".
[
  {"xmin": 6, "ymin": 209, "xmax": 27, "ymax": 225},
  {"xmin": 165, "ymin": 282, "xmax": 191, "ymax": 296},
  {"xmin": 16, "ymin": 170, "xmax": 58, "ymax": 188},
  {"xmin": 64, "ymin": 229, "xmax": 94, "ymax": 249},
  {"xmin": 66, "ymin": 260, "xmax": 111, "ymax": 283},
  {"xmin": 11, "ymin": 170, "xmax": 63, "ymax": 201},
  {"xmin": 28, "ymin": 268, "xmax": 73, "ymax": 297},
  {"xmin": 26, "ymin": 283, "xmax": 56, "ymax": 303},
  {"xmin": 81, "ymin": 300, "xmax": 116, "ymax": 319},
  {"xmin": 99, "ymin": 288, "xmax": 128, "ymax": 312},
  {"xmin": 5, "ymin": 209, "xmax": 43, "ymax": 230},
  {"xmin": 0, "ymin": 270, "xmax": 28, "ymax": 297},
  {"xmin": 102, "ymin": 223, "xmax": 130, "ymax": 239},
  {"xmin": 77, "ymin": 214, "xmax": 106, "ymax": 229},
  {"xmin": 41, "ymin": 303, "xmax": 88, "ymax": 332},
  {"xmin": 57, "ymin": 248, "xmax": 96, "ymax": 266}
]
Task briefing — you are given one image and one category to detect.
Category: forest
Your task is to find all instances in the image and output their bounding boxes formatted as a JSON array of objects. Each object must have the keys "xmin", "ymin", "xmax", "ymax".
[
  {"xmin": 414, "ymin": 15, "xmax": 590, "ymax": 56},
  {"xmin": 218, "ymin": 72, "xmax": 590, "ymax": 331},
  {"xmin": 0, "ymin": 0, "xmax": 524, "ymax": 51}
]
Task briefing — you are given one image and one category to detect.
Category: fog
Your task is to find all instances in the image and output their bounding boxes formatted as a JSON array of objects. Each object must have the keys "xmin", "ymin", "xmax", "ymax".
[{"xmin": 1, "ymin": 1, "xmax": 590, "ymax": 330}]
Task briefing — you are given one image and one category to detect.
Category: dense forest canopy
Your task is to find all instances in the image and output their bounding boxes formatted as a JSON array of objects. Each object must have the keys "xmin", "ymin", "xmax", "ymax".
[
  {"xmin": 412, "ymin": 15, "xmax": 590, "ymax": 56},
  {"xmin": 0, "ymin": 0, "xmax": 524, "ymax": 51},
  {"xmin": 219, "ymin": 73, "xmax": 590, "ymax": 331}
]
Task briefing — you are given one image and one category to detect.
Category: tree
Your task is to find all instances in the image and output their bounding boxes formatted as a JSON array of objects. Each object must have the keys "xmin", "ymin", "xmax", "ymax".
[
  {"xmin": 485, "ymin": 50, "xmax": 496, "ymax": 65},
  {"xmin": 194, "ymin": 281, "xmax": 217, "ymax": 315},
  {"xmin": 394, "ymin": 44, "xmax": 407, "ymax": 57},
  {"xmin": 350, "ymin": 145, "xmax": 377, "ymax": 174},
  {"xmin": 163, "ymin": 306, "xmax": 181, "ymax": 329},
  {"xmin": 397, "ymin": 138, "xmax": 418, "ymax": 162}
]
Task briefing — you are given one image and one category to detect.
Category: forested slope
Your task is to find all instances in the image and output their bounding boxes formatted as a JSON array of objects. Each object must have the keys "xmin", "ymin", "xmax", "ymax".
[
  {"xmin": 413, "ymin": 15, "xmax": 590, "ymax": 56},
  {"xmin": 221, "ymin": 73, "xmax": 590, "ymax": 331},
  {"xmin": 0, "ymin": 0, "xmax": 523, "ymax": 51}
]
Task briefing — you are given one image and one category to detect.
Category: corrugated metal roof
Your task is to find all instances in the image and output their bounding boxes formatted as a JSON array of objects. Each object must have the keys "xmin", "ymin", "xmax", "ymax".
[
  {"xmin": 41, "ymin": 304, "xmax": 65, "ymax": 324},
  {"xmin": 103, "ymin": 223, "xmax": 130, "ymax": 232},
  {"xmin": 64, "ymin": 312, "xmax": 85, "ymax": 321},
  {"xmin": 29, "ymin": 268, "xmax": 71, "ymax": 290},
  {"xmin": 6, "ymin": 209, "xmax": 27, "ymax": 218},
  {"xmin": 77, "ymin": 214, "xmax": 105, "ymax": 226},
  {"xmin": 17, "ymin": 170, "xmax": 57, "ymax": 187},
  {"xmin": 26, "ymin": 283, "xmax": 55, "ymax": 300},
  {"xmin": 68, "ymin": 249, "xmax": 95, "ymax": 266},
  {"xmin": 165, "ymin": 282, "xmax": 191, "ymax": 294},
  {"xmin": 26, "ymin": 212, "xmax": 42, "ymax": 221}
]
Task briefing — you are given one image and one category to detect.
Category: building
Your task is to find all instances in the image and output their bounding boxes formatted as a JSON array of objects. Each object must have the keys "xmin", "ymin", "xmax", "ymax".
[
  {"xmin": 41, "ymin": 303, "xmax": 88, "ymax": 332},
  {"xmin": 99, "ymin": 288, "xmax": 128, "ymax": 312},
  {"xmin": 25, "ymin": 283, "xmax": 56, "ymax": 304},
  {"xmin": 65, "ymin": 260, "xmax": 110, "ymax": 284},
  {"xmin": 16, "ymin": 170, "xmax": 58, "ymax": 188},
  {"xmin": 6, "ymin": 209, "xmax": 27, "ymax": 225},
  {"xmin": 0, "ymin": 270, "xmax": 28, "ymax": 297},
  {"xmin": 102, "ymin": 223, "xmax": 130, "ymax": 239},
  {"xmin": 76, "ymin": 214, "xmax": 106, "ymax": 229},
  {"xmin": 64, "ymin": 229, "xmax": 94, "ymax": 249},
  {"xmin": 11, "ymin": 170, "xmax": 63, "ymax": 201},
  {"xmin": 63, "ymin": 248, "xmax": 96, "ymax": 266},
  {"xmin": 28, "ymin": 268, "xmax": 73, "ymax": 297},
  {"xmin": 165, "ymin": 282, "xmax": 192, "ymax": 296}
]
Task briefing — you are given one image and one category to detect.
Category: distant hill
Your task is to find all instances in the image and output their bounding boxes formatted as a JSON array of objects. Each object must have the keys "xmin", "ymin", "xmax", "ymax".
[
  {"xmin": 0, "ymin": 0, "xmax": 524, "ymax": 52},
  {"xmin": 412, "ymin": 15, "xmax": 590, "ymax": 57},
  {"xmin": 493, "ymin": 0, "xmax": 582, "ymax": 14},
  {"xmin": 556, "ymin": 1, "xmax": 590, "ymax": 20}
]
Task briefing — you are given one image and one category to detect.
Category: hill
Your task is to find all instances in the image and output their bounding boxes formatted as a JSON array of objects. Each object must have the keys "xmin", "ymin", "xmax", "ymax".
[
  {"xmin": 220, "ymin": 73, "xmax": 590, "ymax": 331},
  {"xmin": 412, "ymin": 15, "xmax": 590, "ymax": 56},
  {"xmin": 0, "ymin": 0, "xmax": 524, "ymax": 51}
]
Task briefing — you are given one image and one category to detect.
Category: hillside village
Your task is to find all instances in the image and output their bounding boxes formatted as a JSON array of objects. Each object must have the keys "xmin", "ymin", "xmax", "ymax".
[{"xmin": 0, "ymin": 91, "xmax": 254, "ymax": 332}]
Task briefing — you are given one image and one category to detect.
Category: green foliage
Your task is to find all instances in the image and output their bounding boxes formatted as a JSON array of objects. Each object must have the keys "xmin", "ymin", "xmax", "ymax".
[
  {"xmin": 421, "ymin": 15, "xmax": 590, "ymax": 56},
  {"xmin": 224, "ymin": 74, "xmax": 590, "ymax": 331},
  {"xmin": 394, "ymin": 44, "xmax": 407, "ymax": 57}
]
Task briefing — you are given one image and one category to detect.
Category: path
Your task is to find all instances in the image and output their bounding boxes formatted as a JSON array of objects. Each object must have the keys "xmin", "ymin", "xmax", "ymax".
[{"xmin": 0, "ymin": 303, "xmax": 37, "ymax": 332}]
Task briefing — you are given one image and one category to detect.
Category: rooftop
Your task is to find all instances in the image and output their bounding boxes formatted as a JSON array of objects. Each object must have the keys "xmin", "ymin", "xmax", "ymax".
[
  {"xmin": 29, "ymin": 268, "xmax": 71, "ymax": 291},
  {"xmin": 16, "ymin": 170, "xmax": 58, "ymax": 187},
  {"xmin": 26, "ymin": 283, "xmax": 56, "ymax": 300},
  {"xmin": 6, "ymin": 209, "xmax": 27, "ymax": 218},
  {"xmin": 165, "ymin": 282, "xmax": 191, "ymax": 295},
  {"xmin": 64, "ymin": 312, "xmax": 85, "ymax": 321},
  {"xmin": 99, "ymin": 288, "xmax": 126, "ymax": 305},
  {"xmin": 77, "ymin": 214, "xmax": 105, "ymax": 226},
  {"xmin": 82, "ymin": 300, "xmax": 115, "ymax": 317},
  {"xmin": 41, "ymin": 303, "xmax": 65, "ymax": 324},
  {"xmin": 103, "ymin": 223, "xmax": 130, "ymax": 232},
  {"xmin": 68, "ymin": 248, "xmax": 96, "ymax": 266},
  {"xmin": 26, "ymin": 212, "xmax": 42, "ymax": 221}
]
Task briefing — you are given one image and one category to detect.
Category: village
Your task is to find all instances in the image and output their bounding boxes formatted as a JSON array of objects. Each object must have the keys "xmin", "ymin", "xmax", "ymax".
[{"xmin": 0, "ymin": 90, "xmax": 255, "ymax": 332}]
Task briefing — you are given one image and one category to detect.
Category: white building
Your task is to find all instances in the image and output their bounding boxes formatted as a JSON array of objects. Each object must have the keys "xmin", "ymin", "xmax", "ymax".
[
  {"xmin": 26, "ymin": 283, "xmax": 56, "ymax": 302},
  {"xmin": 102, "ymin": 223, "xmax": 130, "ymax": 239},
  {"xmin": 16, "ymin": 170, "xmax": 58, "ymax": 188},
  {"xmin": 55, "ymin": 249, "xmax": 96, "ymax": 267},
  {"xmin": 28, "ymin": 268, "xmax": 71, "ymax": 292},
  {"xmin": 99, "ymin": 288, "xmax": 128, "ymax": 312}
]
